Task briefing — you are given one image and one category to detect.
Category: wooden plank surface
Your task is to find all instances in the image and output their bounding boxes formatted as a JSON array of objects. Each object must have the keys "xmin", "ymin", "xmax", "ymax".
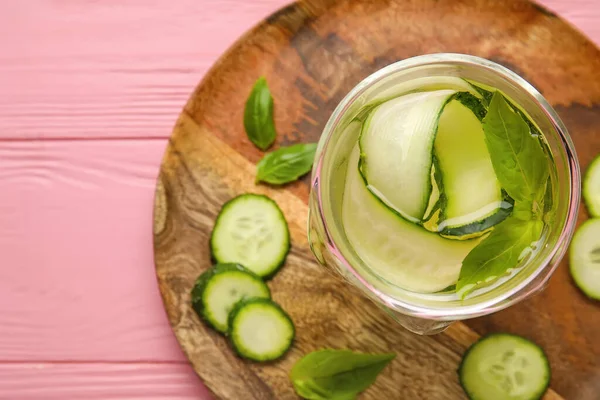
[
  {"xmin": 1, "ymin": 0, "xmax": 598, "ymax": 141},
  {"xmin": 0, "ymin": 139, "xmax": 187, "ymax": 361},
  {"xmin": 0, "ymin": 0, "xmax": 285, "ymax": 139},
  {"xmin": 0, "ymin": 363, "xmax": 204, "ymax": 399},
  {"xmin": 0, "ymin": 0, "xmax": 598, "ymax": 399}
]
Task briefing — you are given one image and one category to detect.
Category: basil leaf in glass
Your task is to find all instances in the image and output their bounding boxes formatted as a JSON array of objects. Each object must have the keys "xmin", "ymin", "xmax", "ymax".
[
  {"xmin": 457, "ymin": 217, "xmax": 543, "ymax": 298},
  {"xmin": 482, "ymin": 92, "xmax": 549, "ymax": 204}
]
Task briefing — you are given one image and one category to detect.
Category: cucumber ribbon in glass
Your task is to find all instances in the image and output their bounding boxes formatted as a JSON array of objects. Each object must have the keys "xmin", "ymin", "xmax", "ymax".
[{"xmin": 344, "ymin": 77, "xmax": 552, "ymax": 297}]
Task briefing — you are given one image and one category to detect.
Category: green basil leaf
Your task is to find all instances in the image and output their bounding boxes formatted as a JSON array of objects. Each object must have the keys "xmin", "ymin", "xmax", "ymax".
[
  {"xmin": 290, "ymin": 349, "xmax": 395, "ymax": 400},
  {"xmin": 244, "ymin": 77, "xmax": 277, "ymax": 150},
  {"xmin": 471, "ymin": 81, "xmax": 544, "ymax": 136},
  {"xmin": 456, "ymin": 216, "xmax": 543, "ymax": 298},
  {"xmin": 455, "ymin": 91, "xmax": 551, "ymax": 297},
  {"xmin": 256, "ymin": 143, "xmax": 317, "ymax": 185},
  {"xmin": 482, "ymin": 92, "xmax": 549, "ymax": 203}
]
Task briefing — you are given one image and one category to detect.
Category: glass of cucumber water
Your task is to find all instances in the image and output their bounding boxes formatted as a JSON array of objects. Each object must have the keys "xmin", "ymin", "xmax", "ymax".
[{"xmin": 307, "ymin": 53, "xmax": 580, "ymax": 335}]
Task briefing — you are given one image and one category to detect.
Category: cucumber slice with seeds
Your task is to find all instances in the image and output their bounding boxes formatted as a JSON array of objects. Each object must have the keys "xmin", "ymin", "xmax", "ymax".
[
  {"xmin": 191, "ymin": 263, "xmax": 271, "ymax": 333},
  {"xmin": 583, "ymin": 155, "xmax": 600, "ymax": 217},
  {"xmin": 459, "ymin": 333, "xmax": 550, "ymax": 400},
  {"xmin": 210, "ymin": 194, "xmax": 290, "ymax": 279},
  {"xmin": 228, "ymin": 298, "xmax": 295, "ymax": 362},
  {"xmin": 569, "ymin": 219, "xmax": 600, "ymax": 300}
]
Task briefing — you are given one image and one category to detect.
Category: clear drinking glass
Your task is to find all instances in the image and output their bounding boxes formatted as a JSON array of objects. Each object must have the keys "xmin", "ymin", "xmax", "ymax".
[{"xmin": 307, "ymin": 53, "xmax": 580, "ymax": 335}]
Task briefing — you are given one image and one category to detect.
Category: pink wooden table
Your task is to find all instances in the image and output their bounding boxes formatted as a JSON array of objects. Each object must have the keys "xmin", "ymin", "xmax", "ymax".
[{"xmin": 0, "ymin": 1, "xmax": 598, "ymax": 398}]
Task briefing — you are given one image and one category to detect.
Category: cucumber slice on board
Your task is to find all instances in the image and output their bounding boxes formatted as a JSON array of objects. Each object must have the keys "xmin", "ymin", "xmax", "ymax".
[
  {"xmin": 228, "ymin": 298, "xmax": 295, "ymax": 362},
  {"xmin": 343, "ymin": 146, "xmax": 482, "ymax": 293},
  {"xmin": 191, "ymin": 263, "xmax": 271, "ymax": 333},
  {"xmin": 583, "ymin": 155, "xmax": 600, "ymax": 217},
  {"xmin": 358, "ymin": 89, "xmax": 458, "ymax": 222},
  {"xmin": 459, "ymin": 333, "xmax": 550, "ymax": 400},
  {"xmin": 569, "ymin": 219, "xmax": 600, "ymax": 300},
  {"xmin": 210, "ymin": 194, "xmax": 290, "ymax": 279},
  {"xmin": 434, "ymin": 96, "xmax": 513, "ymax": 238}
]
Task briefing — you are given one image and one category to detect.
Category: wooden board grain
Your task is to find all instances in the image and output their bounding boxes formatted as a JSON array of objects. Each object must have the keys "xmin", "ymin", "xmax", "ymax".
[{"xmin": 152, "ymin": 0, "xmax": 600, "ymax": 398}]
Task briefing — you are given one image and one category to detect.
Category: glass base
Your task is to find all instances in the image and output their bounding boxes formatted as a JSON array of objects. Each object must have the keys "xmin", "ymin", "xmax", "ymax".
[{"xmin": 379, "ymin": 306, "xmax": 453, "ymax": 335}]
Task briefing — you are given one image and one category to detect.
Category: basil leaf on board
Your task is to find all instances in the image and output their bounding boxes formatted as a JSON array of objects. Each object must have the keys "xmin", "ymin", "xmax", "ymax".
[
  {"xmin": 482, "ymin": 92, "xmax": 549, "ymax": 203},
  {"xmin": 456, "ymin": 216, "xmax": 543, "ymax": 298},
  {"xmin": 256, "ymin": 143, "xmax": 317, "ymax": 185},
  {"xmin": 290, "ymin": 350, "xmax": 395, "ymax": 400},
  {"xmin": 244, "ymin": 77, "xmax": 277, "ymax": 150}
]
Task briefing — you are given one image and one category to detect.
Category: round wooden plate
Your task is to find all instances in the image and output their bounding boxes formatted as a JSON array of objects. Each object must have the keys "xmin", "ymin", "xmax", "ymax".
[{"xmin": 153, "ymin": 1, "xmax": 600, "ymax": 398}]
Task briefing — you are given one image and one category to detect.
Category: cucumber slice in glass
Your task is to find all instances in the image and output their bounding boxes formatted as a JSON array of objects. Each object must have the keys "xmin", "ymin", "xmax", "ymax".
[
  {"xmin": 343, "ymin": 146, "xmax": 482, "ymax": 293},
  {"xmin": 228, "ymin": 298, "xmax": 295, "ymax": 362},
  {"xmin": 210, "ymin": 194, "xmax": 290, "ymax": 278},
  {"xmin": 359, "ymin": 89, "xmax": 458, "ymax": 222},
  {"xmin": 191, "ymin": 263, "xmax": 271, "ymax": 333},
  {"xmin": 365, "ymin": 76, "xmax": 483, "ymax": 104},
  {"xmin": 434, "ymin": 96, "xmax": 512, "ymax": 238},
  {"xmin": 569, "ymin": 219, "xmax": 600, "ymax": 300},
  {"xmin": 459, "ymin": 333, "xmax": 550, "ymax": 400}
]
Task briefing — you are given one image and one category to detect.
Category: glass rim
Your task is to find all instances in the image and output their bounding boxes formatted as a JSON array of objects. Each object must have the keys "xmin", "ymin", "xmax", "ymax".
[{"xmin": 311, "ymin": 53, "xmax": 581, "ymax": 320}]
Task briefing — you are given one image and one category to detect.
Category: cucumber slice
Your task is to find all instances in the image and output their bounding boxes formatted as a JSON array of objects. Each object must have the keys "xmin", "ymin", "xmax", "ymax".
[
  {"xmin": 569, "ymin": 219, "xmax": 600, "ymax": 300},
  {"xmin": 228, "ymin": 298, "xmax": 295, "ymax": 362},
  {"xmin": 434, "ymin": 96, "xmax": 513, "ymax": 238},
  {"xmin": 210, "ymin": 194, "xmax": 290, "ymax": 278},
  {"xmin": 367, "ymin": 76, "xmax": 482, "ymax": 104},
  {"xmin": 583, "ymin": 155, "xmax": 600, "ymax": 217},
  {"xmin": 358, "ymin": 89, "xmax": 458, "ymax": 222},
  {"xmin": 191, "ymin": 263, "xmax": 271, "ymax": 333},
  {"xmin": 459, "ymin": 333, "xmax": 550, "ymax": 400},
  {"xmin": 343, "ymin": 146, "xmax": 482, "ymax": 293},
  {"xmin": 352, "ymin": 77, "xmax": 482, "ymax": 128}
]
